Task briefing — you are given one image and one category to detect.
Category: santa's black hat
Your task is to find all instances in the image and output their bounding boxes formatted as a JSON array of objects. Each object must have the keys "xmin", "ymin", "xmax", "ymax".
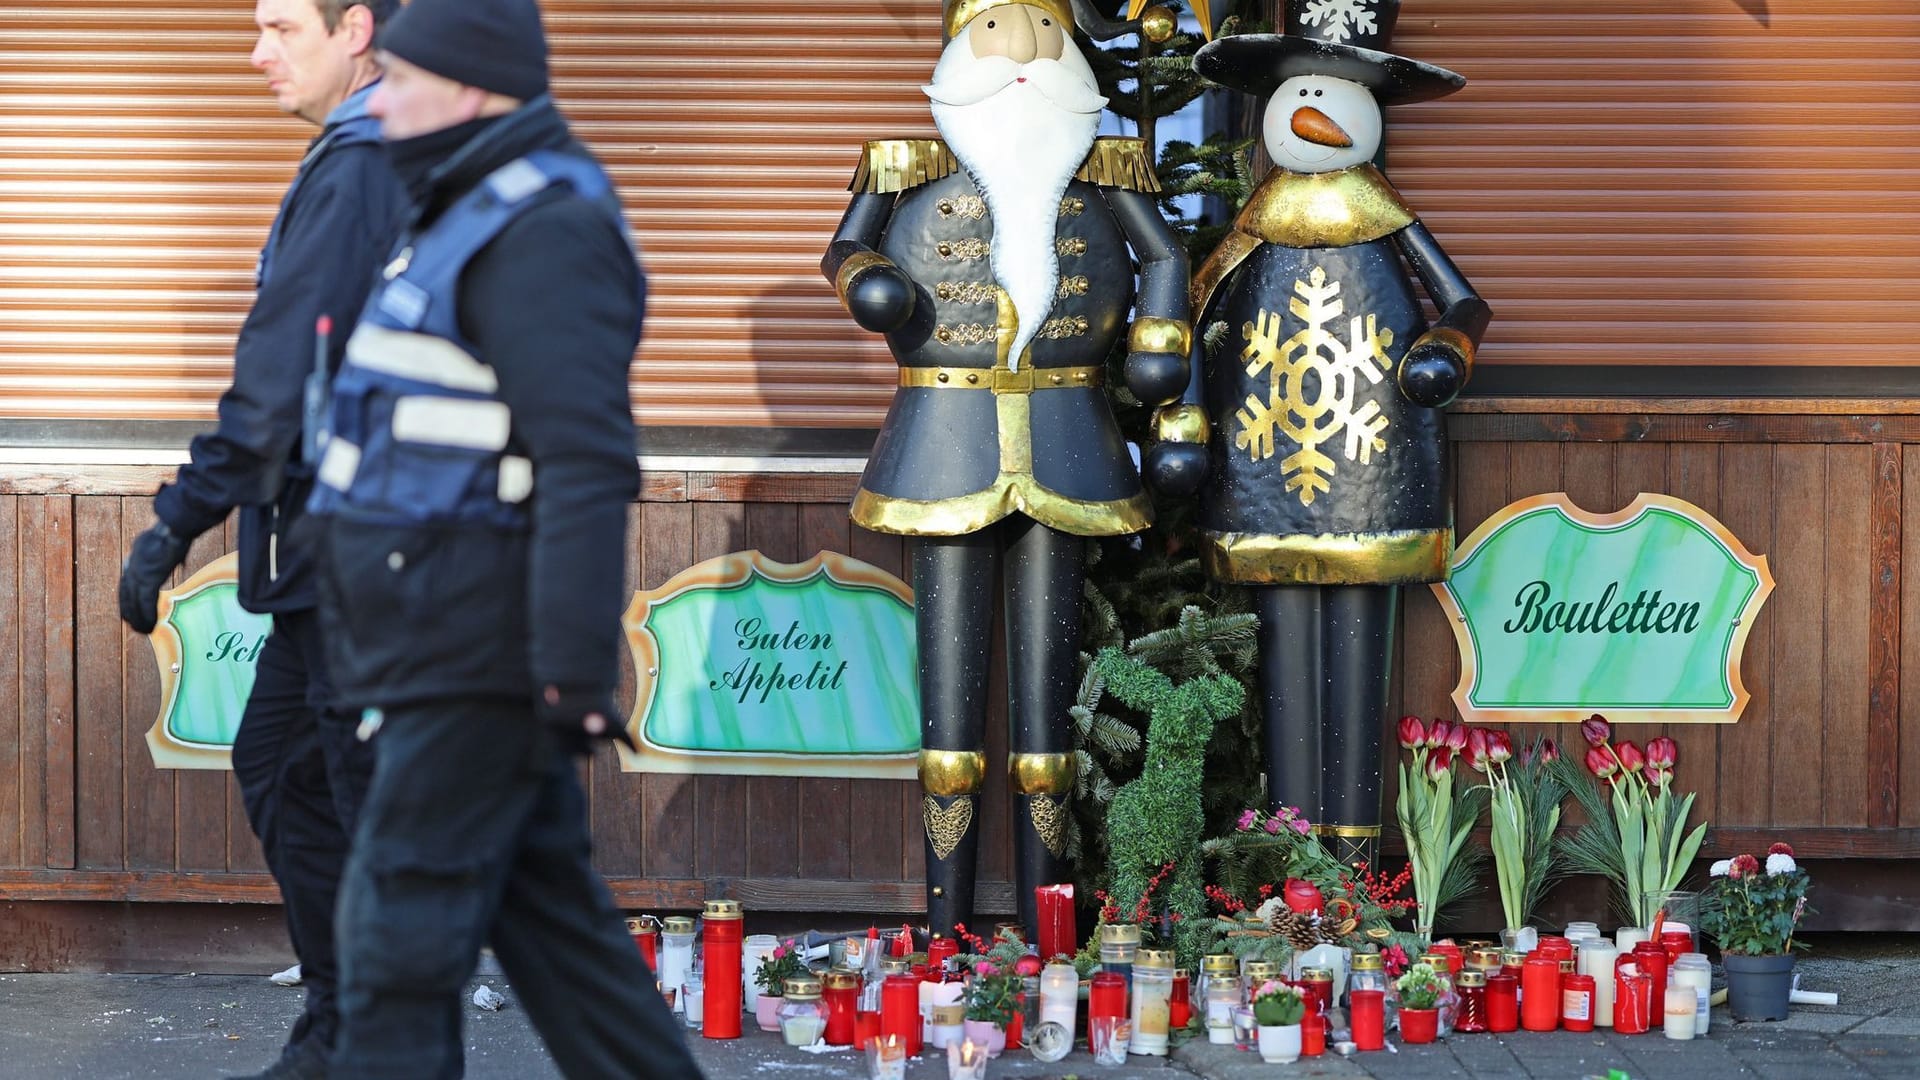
[{"xmin": 1195, "ymin": 0, "xmax": 1464, "ymax": 105}]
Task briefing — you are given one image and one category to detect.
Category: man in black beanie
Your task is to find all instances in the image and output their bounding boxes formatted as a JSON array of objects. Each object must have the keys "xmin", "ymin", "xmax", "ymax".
[{"xmin": 307, "ymin": 1, "xmax": 702, "ymax": 1076}]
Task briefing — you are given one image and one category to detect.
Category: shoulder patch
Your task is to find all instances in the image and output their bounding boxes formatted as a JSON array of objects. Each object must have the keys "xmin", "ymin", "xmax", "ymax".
[
  {"xmin": 486, "ymin": 158, "xmax": 554, "ymax": 205},
  {"xmin": 1076, "ymin": 137, "xmax": 1160, "ymax": 193},
  {"xmin": 849, "ymin": 139, "xmax": 960, "ymax": 195}
]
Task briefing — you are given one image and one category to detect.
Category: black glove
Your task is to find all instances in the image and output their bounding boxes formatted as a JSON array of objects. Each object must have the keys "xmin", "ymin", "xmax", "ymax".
[
  {"xmin": 1124, "ymin": 350, "xmax": 1187, "ymax": 407},
  {"xmin": 118, "ymin": 521, "xmax": 192, "ymax": 635},
  {"xmin": 844, "ymin": 263, "xmax": 916, "ymax": 333},
  {"xmin": 537, "ymin": 684, "xmax": 635, "ymax": 755},
  {"xmin": 1145, "ymin": 442, "xmax": 1209, "ymax": 498},
  {"xmin": 1398, "ymin": 337, "xmax": 1469, "ymax": 409}
]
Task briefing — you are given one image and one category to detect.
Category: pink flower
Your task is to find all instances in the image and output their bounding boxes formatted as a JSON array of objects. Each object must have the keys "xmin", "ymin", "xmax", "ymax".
[
  {"xmin": 1466, "ymin": 727, "xmax": 1491, "ymax": 773},
  {"xmin": 1581, "ymin": 714, "xmax": 1612, "ymax": 747},
  {"xmin": 1292, "ymin": 817, "xmax": 1312, "ymax": 836},
  {"xmin": 1540, "ymin": 738, "xmax": 1560, "ymax": 764},
  {"xmin": 974, "ymin": 961, "xmax": 996, "ymax": 977},
  {"xmin": 1398, "ymin": 716, "xmax": 1427, "ymax": 750},
  {"xmin": 1265, "ymin": 815, "xmax": 1284, "ymax": 835},
  {"xmin": 1382, "ymin": 944, "xmax": 1410, "ymax": 978},
  {"xmin": 1488, "ymin": 731, "xmax": 1513, "ymax": 765},
  {"xmin": 1237, "ymin": 809, "xmax": 1258, "ymax": 831},
  {"xmin": 1444, "ymin": 723, "xmax": 1469, "ymax": 753},
  {"xmin": 772, "ymin": 945, "xmax": 787, "ymax": 959}
]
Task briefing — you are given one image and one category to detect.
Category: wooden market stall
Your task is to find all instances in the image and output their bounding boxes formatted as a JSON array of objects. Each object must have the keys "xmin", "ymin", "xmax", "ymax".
[{"xmin": 3, "ymin": 0, "xmax": 1918, "ymax": 967}]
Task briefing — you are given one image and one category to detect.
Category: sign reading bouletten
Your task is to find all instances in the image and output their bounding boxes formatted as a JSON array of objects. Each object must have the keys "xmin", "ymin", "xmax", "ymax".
[
  {"xmin": 619, "ymin": 550, "xmax": 920, "ymax": 778},
  {"xmin": 146, "ymin": 552, "xmax": 273, "ymax": 770},
  {"xmin": 1431, "ymin": 493, "xmax": 1774, "ymax": 725}
]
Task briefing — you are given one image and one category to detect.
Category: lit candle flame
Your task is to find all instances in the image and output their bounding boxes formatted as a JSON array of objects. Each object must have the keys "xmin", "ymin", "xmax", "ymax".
[{"xmin": 961, "ymin": 1040, "xmax": 976, "ymax": 1065}]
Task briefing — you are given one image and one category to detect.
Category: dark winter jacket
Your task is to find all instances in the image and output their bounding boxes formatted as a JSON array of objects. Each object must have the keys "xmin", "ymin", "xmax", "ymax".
[
  {"xmin": 315, "ymin": 99, "xmax": 644, "ymax": 708},
  {"xmin": 151, "ymin": 84, "xmax": 406, "ymax": 613}
]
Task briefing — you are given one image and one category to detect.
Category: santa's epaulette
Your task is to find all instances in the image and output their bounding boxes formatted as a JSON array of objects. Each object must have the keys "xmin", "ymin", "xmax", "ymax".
[
  {"xmin": 1076, "ymin": 137, "xmax": 1160, "ymax": 193},
  {"xmin": 848, "ymin": 139, "xmax": 961, "ymax": 195}
]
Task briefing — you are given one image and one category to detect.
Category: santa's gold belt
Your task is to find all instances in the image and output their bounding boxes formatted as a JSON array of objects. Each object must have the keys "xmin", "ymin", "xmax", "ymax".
[{"xmin": 899, "ymin": 365, "xmax": 1103, "ymax": 393}]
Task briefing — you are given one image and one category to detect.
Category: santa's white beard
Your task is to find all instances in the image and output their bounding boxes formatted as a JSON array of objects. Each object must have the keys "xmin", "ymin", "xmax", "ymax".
[{"xmin": 928, "ymin": 51, "xmax": 1103, "ymax": 369}]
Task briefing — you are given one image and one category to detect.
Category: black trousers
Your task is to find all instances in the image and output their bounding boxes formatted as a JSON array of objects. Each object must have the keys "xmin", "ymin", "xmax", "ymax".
[
  {"xmin": 333, "ymin": 697, "xmax": 701, "ymax": 1080},
  {"xmin": 229, "ymin": 608, "xmax": 372, "ymax": 1057}
]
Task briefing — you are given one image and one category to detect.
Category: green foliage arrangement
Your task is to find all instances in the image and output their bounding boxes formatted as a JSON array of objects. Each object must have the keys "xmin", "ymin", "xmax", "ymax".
[{"xmin": 1701, "ymin": 844, "xmax": 1813, "ymax": 957}]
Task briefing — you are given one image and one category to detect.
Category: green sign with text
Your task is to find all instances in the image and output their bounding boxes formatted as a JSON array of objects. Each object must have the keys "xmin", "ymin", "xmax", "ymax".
[
  {"xmin": 620, "ymin": 550, "xmax": 920, "ymax": 778},
  {"xmin": 1432, "ymin": 493, "xmax": 1774, "ymax": 725},
  {"xmin": 146, "ymin": 553, "xmax": 272, "ymax": 770}
]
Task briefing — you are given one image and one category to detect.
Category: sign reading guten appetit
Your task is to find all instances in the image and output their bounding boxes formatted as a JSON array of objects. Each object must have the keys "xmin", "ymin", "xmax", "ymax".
[
  {"xmin": 1431, "ymin": 493, "xmax": 1774, "ymax": 725},
  {"xmin": 619, "ymin": 550, "xmax": 920, "ymax": 778},
  {"xmin": 146, "ymin": 552, "xmax": 274, "ymax": 770}
]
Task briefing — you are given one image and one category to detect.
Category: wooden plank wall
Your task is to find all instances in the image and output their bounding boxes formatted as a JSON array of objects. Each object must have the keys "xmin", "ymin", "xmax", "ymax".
[{"xmin": 0, "ymin": 409, "xmax": 1914, "ymax": 912}]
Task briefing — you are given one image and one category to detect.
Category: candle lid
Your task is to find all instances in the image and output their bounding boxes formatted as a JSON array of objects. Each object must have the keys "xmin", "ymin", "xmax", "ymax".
[
  {"xmin": 881, "ymin": 959, "xmax": 912, "ymax": 975},
  {"xmin": 1419, "ymin": 953, "xmax": 1450, "ymax": 967},
  {"xmin": 1203, "ymin": 953, "xmax": 1238, "ymax": 975},
  {"xmin": 703, "ymin": 899, "xmax": 742, "ymax": 920},
  {"xmin": 1501, "ymin": 951, "xmax": 1527, "ymax": 966},
  {"xmin": 1243, "ymin": 960, "xmax": 1280, "ymax": 979},
  {"xmin": 783, "ymin": 975, "xmax": 823, "ymax": 1000},
  {"xmin": 1462, "ymin": 939, "xmax": 1498, "ymax": 951},
  {"xmin": 1351, "ymin": 954, "xmax": 1384, "ymax": 972},
  {"xmin": 625, "ymin": 916, "xmax": 658, "ymax": 935},
  {"xmin": 1468, "ymin": 948, "xmax": 1502, "ymax": 968},
  {"xmin": 823, "ymin": 969, "xmax": 861, "ymax": 990},
  {"xmin": 1098, "ymin": 923, "xmax": 1142, "ymax": 945},
  {"xmin": 1456, "ymin": 971, "xmax": 1487, "ymax": 988},
  {"xmin": 1137, "ymin": 949, "xmax": 1176, "ymax": 970},
  {"xmin": 1300, "ymin": 967, "xmax": 1334, "ymax": 982},
  {"xmin": 662, "ymin": 916, "xmax": 696, "ymax": 934}
]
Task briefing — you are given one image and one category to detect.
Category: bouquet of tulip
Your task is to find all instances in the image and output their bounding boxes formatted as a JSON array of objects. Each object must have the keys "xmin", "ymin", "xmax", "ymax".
[
  {"xmin": 1468, "ymin": 731, "xmax": 1568, "ymax": 933},
  {"xmin": 1394, "ymin": 717, "xmax": 1488, "ymax": 941},
  {"xmin": 1551, "ymin": 715, "xmax": 1709, "ymax": 925}
]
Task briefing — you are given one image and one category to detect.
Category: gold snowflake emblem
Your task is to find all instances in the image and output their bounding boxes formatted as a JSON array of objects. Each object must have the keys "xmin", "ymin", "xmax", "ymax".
[{"xmin": 1234, "ymin": 266, "xmax": 1395, "ymax": 505}]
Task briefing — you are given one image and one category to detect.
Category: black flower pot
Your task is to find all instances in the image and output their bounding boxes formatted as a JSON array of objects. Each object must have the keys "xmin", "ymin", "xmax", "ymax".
[{"xmin": 1724, "ymin": 953, "xmax": 1795, "ymax": 1022}]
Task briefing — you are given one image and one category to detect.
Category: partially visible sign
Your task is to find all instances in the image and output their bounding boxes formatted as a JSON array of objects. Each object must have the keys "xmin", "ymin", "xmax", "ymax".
[
  {"xmin": 1432, "ymin": 493, "xmax": 1774, "ymax": 725},
  {"xmin": 146, "ymin": 553, "xmax": 271, "ymax": 770},
  {"xmin": 619, "ymin": 550, "xmax": 920, "ymax": 778}
]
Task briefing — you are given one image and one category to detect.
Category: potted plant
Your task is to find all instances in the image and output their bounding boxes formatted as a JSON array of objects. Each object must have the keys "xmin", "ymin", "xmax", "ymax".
[
  {"xmin": 1394, "ymin": 962, "xmax": 1445, "ymax": 1044},
  {"xmin": 961, "ymin": 961, "xmax": 1020, "ymax": 1056},
  {"xmin": 1468, "ymin": 731, "xmax": 1567, "ymax": 954},
  {"xmin": 751, "ymin": 938, "xmax": 806, "ymax": 1032},
  {"xmin": 1250, "ymin": 979, "xmax": 1306, "ymax": 1064},
  {"xmin": 1554, "ymin": 717, "xmax": 1708, "ymax": 926},
  {"xmin": 1701, "ymin": 843, "xmax": 1812, "ymax": 1022}
]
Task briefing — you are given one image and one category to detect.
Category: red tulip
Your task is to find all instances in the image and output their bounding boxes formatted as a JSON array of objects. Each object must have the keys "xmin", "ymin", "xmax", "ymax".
[
  {"xmin": 1427, "ymin": 747, "xmax": 1454, "ymax": 780},
  {"xmin": 1581, "ymin": 714, "xmax": 1612, "ymax": 747},
  {"xmin": 1540, "ymin": 738, "xmax": 1560, "ymax": 764},
  {"xmin": 1647, "ymin": 765, "xmax": 1672, "ymax": 788},
  {"xmin": 1014, "ymin": 954, "xmax": 1044, "ymax": 978},
  {"xmin": 1646, "ymin": 736, "xmax": 1677, "ymax": 771},
  {"xmin": 1427, "ymin": 718, "xmax": 1453, "ymax": 750},
  {"xmin": 1398, "ymin": 715, "xmax": 1427, "ymax": 750},
  {"xmin": 1283, "ymin": 878, "xmax": 1324, "ymax": 916},
  {"xmin": 1444, "ymin": 723, "xmax": 1469, "ymax": 753},
  {"xmin": 1768, "ymin": 842, "xmax": 1796, "ymax": 858},
  {"xmin": 1466, "ymin": 728, "xmax": 1491, "ymax": 772},
  {"xmin": 1615, "ymin": 741, "xmax": 1646, "ymax": 774},
  {"xmin": 1585, "ymin": 746, "xmax": 1618, "ymax": 780},
  {"xmin": 1488, "ymin": 731, "xmax": 1513, "ymax": 765}
]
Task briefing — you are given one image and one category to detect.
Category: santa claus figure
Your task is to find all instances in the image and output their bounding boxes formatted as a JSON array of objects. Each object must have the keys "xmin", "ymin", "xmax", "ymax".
[
  {"xmin": 1177, "ymin": 0, "xmax": 1491, "ymax": 869},
  {"xmin": 822, "ymin": 0, "xmax": 1191, "ymax": 938}
]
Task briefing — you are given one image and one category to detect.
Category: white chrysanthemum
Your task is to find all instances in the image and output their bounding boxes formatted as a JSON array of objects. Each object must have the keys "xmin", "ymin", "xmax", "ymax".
[
  {"xmin": 1709, "ymin": 859, "xmax": 1732, "ymax": 878},
  {"xmin": 1766, "ymin": 853, "xmax": 1798, "ymax": 876}
]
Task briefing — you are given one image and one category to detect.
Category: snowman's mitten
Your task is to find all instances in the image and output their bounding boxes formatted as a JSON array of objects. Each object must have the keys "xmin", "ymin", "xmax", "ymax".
[
  {"xmin": 1398, "ymin": 328, "xmax": 1474, "ymax": 409},
  {"xmin": 1144, "ymin": 404, "xmax": 1211, "ymax": 497}
]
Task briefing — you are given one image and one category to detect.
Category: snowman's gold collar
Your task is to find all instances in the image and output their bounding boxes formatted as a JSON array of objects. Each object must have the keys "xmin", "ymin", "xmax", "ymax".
[{"xmin": 1234, "ymin": 164, "xmax": 1415, "ymax": 249}]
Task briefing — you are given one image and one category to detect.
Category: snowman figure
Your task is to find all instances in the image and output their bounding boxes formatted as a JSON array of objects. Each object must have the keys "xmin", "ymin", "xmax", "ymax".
[{"xmin": 1170, "ymin": 0, "xmax": 1491, "ymax": 868}]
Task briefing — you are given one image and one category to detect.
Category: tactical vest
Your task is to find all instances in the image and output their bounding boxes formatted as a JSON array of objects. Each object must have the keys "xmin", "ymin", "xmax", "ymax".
[{"xmin": 308, "ymin": 149, "xmax": 637, "ymax": 529}]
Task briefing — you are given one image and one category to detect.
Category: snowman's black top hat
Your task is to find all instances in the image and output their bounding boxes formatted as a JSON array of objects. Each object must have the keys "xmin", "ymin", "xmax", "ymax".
[{"xmin": 1196, "ymin": 0, "xmax": 1464, "ymax": 105}]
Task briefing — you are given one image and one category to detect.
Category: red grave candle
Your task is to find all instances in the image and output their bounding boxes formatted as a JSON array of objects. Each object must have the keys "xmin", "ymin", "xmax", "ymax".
[
  {"xmin": 1302, "ymin": 1011, "xmax": 1326, "ymax": 1056},
  {"xmin": 1087, "ymin": 972, "xmax": 1127, "ymax": 1054},
  {"xmin": 1632, "ymin": 941, "xmax": 1670, "ymax": 1004},
  {"xmin": 1486, "ymin": 973, "xmax": 1519, "ymax": 1033},
  {"xmin": 1350, "ymin": 989, "xmax": 1386, "ymax": 1051},
  {"xmin": 1169, "ymin": 971, "xmax": 1192, "ymax": 1030},
  {"xmin": 1561, "ymin": 971, "xmax": 1596, "ymax": 1033},
  {"xmin": 880, "ymin": 972, "xmax": 922, "ymax": 1057},
  {"xmin": 822, "ymin": 969, "xmax": 860, "ymax": 1047},
  {"xmin": 1521, "ymin": 954, "xmax": 1562, "ymax": 1032},
  {"xmin": 925, "ymin": 936, "xmax": 959, "ymax": 977},
  {"xmin": 1613, "ymin": 958, "xmax": 1653, "ymax": 1035},
  {"xmin": 700, "ymin": 900, "xmax": 743, "ymax": 1040},
  {"xmin": 1034, "ymin": 885, "xmax": 1076, "ymax": 962}
]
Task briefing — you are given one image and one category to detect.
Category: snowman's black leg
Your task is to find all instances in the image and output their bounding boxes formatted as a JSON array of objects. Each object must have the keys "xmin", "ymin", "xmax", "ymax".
[
  {"xmin": 1321, "ymin": 584, "xmax": 1400, "ymax": 870},
  {"xmin": 1002, "ymin": 515, "xmax": 1084, "ymax": 940},
  {"xmin": 1254, "ymin": 585, "xmax": 1323, "ymax": 821},
  {"xmin": 913, "ymin": 531, "xmax": 997, "ymax": 943}
]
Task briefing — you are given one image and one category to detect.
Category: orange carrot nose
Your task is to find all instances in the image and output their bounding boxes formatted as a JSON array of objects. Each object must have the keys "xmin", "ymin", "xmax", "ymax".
[{"xmin": 1290, "ymin": 106, "xmax": 1353, "ymax": 148}]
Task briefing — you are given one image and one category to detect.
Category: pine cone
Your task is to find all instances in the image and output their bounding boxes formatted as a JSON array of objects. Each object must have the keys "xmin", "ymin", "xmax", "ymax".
[{"xmin": 1270, "ymin": 910, "xmax": 1326, "ymax": 951}]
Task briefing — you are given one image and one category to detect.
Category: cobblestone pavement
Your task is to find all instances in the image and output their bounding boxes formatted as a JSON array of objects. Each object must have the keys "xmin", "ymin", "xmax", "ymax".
[{"xmin": 2, "ymin": 940, "xmax": 1918, "ymax": 1078}]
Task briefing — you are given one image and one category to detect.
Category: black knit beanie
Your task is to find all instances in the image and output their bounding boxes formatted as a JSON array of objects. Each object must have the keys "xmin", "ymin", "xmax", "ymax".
[{"xmin": 378, "ymin": 0, "xmax": 551, "ymax": 103}]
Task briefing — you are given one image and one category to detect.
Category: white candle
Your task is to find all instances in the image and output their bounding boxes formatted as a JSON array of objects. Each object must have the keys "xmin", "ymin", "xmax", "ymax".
[
  {"xmin": 1039, "ymin": 963, "xmax": 1078, "ymax": 1043},
  {"xmin": 1615, "ymin": 926, "xmax": 1649, "ymax": 954},
  {"xmin": 1579, "ymin": 942, "xmax": 1617, "ymax": 1027},
  {"xmin": 1663, "ymin": 984, "xmax": 1697, "ymax": 1040},
  {"xmin": 922, "ymin": 982, "xmax": 962, "ymax": 1045},
  {"xmin": 947, "ymin": 1038, "xmax": 988, "ymax": 1080}
]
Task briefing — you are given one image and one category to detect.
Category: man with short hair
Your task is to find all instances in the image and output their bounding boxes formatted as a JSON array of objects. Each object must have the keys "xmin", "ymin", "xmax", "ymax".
[
  {"xmin": 115, "ymin": 2, "xmax": 405, "ymax": 1077},
  {"xmin": 308, "ymin": 1, "xmax": 701, "ymax": 1076}
]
